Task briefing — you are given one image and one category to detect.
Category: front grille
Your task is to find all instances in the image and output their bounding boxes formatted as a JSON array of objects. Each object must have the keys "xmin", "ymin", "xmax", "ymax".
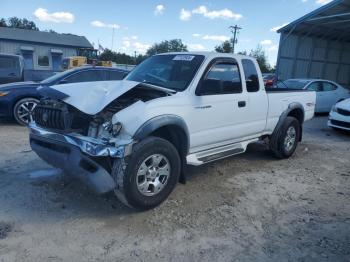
[
  {"xmin": 331, "ymin": 120, "xmax": 350, "ymax": 128},
  {"xmin": 34, "ymin": 104, "xmax": 70, "ymax": 131},
  {"xmin": 337, "ymin": 108, "xmax": 350, "ymax": 116}
]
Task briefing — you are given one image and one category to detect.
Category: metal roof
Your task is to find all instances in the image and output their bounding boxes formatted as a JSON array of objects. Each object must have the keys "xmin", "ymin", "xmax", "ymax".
[
  {"xmin": 278, "ymin": 0, "xmax": 350, "ymax": 42},
  {"xmin": 0, "ymin": 27, "xmax": 93, "ymax": 48}
]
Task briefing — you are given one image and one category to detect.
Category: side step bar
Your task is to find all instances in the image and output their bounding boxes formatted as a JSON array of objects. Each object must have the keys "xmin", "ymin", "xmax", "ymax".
[
  {"xmin": 198, "ymin": 148, "xmax": 244, "ymax": 163},
  {"xmin": 186, "ymin": 138, "xmax": 258, "ymax": 166}
]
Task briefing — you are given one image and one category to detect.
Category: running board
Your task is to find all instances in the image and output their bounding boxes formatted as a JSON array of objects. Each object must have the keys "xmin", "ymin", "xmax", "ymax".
[{"xmin": 186, "ymin": 138, "xmax": 258, "ymax": 166}]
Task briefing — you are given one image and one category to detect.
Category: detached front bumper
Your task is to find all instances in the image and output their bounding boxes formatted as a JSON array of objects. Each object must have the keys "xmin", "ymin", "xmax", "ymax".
[{"xmin": 29, "ymin": 123, "xmax": 132, "ymax": 194}]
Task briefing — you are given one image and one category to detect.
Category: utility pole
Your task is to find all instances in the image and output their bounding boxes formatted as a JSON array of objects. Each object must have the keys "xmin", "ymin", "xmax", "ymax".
[
  {"xmin": 229, "ymin": 25, "xmax": 242, "ymax": 54},
  {"xmin": 111, "ymin": 27, "xmax": 115, "ymax": 51}
]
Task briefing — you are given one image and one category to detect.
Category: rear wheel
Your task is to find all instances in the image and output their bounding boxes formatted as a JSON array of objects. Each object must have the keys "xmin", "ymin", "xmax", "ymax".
[
  {"xmin": 270, "ymin": 116, "xmax": 300, "ymax": 159},
  {"xmin": 112, "ymin": 136, "xmax": 181, "ymax": 210},
  {"xmin": 13, "ymin": 98, "xmax": 39, "ymax": 126}
]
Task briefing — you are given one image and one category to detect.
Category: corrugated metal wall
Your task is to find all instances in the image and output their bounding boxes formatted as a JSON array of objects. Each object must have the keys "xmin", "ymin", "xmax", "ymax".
[
  {"xmin": 0, "ymin": 40, "xmax": 77, "ymax": 70},
  {"xmin": 277, "ymin": 33, "xmax": 350, "ymax": 88}
]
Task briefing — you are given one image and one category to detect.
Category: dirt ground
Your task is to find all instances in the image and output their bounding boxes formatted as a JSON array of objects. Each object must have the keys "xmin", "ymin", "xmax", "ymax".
[{"xmin": 0, "ymin": 116, "xmax": 349, "ymax": 262}]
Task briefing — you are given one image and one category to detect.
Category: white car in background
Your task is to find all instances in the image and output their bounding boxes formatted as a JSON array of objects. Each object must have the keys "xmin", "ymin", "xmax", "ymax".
[
  {"xmin": 277, "ymin": 79, "xmax": 350, "ymax": 113},
  {"xmin": 328, "ymin": 98, "xmax": 350, "ymax": 131}
]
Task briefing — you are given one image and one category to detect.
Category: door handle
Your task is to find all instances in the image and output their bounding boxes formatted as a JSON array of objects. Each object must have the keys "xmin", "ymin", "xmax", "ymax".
[
  {"xmin": 8, "ymin": 73, "xmax": 16, "ymax": 76},
  {"xmin": 238, "ymin": 101, "xmax": 246, "ymax": 108}
]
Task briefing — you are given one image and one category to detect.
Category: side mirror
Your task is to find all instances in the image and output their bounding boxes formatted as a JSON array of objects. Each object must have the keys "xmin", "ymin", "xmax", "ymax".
[{"xmin": 197, "ymin": 79, "xmax": 221, "ymax": 95}]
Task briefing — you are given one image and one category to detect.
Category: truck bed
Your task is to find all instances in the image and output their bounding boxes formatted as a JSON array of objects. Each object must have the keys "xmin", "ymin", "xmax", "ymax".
[{"xmin": 265, "ymin": 88, "xmax": 316, "ymax": 133}]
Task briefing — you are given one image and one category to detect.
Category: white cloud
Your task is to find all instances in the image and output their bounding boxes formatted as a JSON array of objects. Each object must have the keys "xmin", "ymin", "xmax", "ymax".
[
  {"xmin": 154, "ymin": 4, "xmax": 165, "ymax": 15},
  {"xmin": 267, "ymin": 45, "xmax": 278, "ymax": 52},
  {"xmin": 91, "ymin": 20, "xmax": 120, "ymax": 29},
  {"xmin": 192, "ymin": 5, "xmax": 243, "ymax": 20},
  {"xmin": 202, "ymin": 35, "xmax": 230, "ymax": 42},
  {"xmin": 187, "ymin": 43, "xmax": 206, "ymax": 51},
  {"xmin": 192, "ymin": 33, "xmax": 201, "ymax": 37},
  {"xmin": 270, "ymin": 23, "xmax": 289, "ymax": 32},
  {"xmin": 122, "ymin": 40, "xmax": 131, "ymax": 48},
  {"xmin": 34, "ymin": 8, "xmax": 74, "ymax": 23},
  {"xmin": 133, "ymin": 42, "xmax": 151, "ymax": 54},
  {"xmin": 180, "ymin": 8, "xmax": 191, "ymax": 21},
  {"xmin": 316, "ymin": 0, "xmax": 331, "ymax": 4},
  {"xmin": 260, "ymin": 39, "xmax": 272, "ymax": 45},
  {"xmin": 131, "ymin": 35, "xmax": 138, "ymax": 40}
]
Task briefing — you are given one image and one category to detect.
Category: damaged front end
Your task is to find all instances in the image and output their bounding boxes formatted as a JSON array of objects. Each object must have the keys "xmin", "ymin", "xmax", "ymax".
[{"xmin": 29, "ymin": 81, "xmax": 170, "ymax": 194}]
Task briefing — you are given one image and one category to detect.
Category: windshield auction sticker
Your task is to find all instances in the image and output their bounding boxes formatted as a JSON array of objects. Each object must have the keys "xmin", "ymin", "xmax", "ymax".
[{"xmin": 173, "ymin": 55, "xmax": 195, "ymax": 61}]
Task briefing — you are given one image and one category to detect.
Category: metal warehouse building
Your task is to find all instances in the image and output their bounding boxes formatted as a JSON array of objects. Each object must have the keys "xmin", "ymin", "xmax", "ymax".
[
  {"xmin": 0, "ymin": 27, "xmax": 92, "ymax": 72},
  {"xmin": 276, "ymin": 0, "xmax": 350, "ymax": 88}
]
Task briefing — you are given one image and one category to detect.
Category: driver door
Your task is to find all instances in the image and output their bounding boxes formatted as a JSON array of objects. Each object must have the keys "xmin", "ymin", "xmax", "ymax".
[{"xmin": 189, "ymin": 59, "xmax": 248, "ymax": 152}]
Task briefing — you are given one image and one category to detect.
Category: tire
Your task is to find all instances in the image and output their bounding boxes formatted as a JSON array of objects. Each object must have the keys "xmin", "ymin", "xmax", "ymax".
[
  {"xmin": 112, "ymin": 136, "xmax": 181, "ymax": 210},
  {"xmin": 270, "ymin": 116, "xmax": 300, "ymax": 159},
  {"xmin": 13, "ymin": 98, "xmax": 39, "ymax": 126}
]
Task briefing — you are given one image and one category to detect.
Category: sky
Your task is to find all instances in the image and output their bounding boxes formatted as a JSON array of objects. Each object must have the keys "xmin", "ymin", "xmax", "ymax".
[{"xmin": 1, "ymin": 0, "xmax": 332, "ymax": 65}]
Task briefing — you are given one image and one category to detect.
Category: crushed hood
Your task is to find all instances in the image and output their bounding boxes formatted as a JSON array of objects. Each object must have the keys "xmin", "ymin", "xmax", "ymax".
[{"xmin": 48, "ymin": 80, "xmax": 141, "ymax": 115}]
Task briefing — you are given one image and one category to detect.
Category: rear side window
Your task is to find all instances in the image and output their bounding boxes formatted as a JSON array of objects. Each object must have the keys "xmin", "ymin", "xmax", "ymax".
[
  {"xmin": 109, "ymin": 70, "xmax": 127, "ymax": 80},
  {"xmin": 198, "ymin": 62, "xmax": 242, "ymax": 95},
  {"xmin": 242, "ymin": 59, "xmax": 260, "ymax": 92},
  {"xmin": 64, "ymin": 70, "xmax": 106, "ymax": 83},
  {"xmin": 322, "ymin": 82, "xmax": 337, "ymax": 91}
]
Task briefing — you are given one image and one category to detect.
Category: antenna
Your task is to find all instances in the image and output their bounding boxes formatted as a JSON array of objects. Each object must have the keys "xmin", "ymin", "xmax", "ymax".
[{"xmin": 229, "ymin": 25, "xmax": 242, "ymax": 54}]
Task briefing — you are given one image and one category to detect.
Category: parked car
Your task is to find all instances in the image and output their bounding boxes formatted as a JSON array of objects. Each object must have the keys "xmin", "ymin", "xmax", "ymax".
[
  {"xmin": 0, "ymin": 53, "xmax": 24, "ymax": 84},
  {"xmin": 262, "ymin": 73, "xmax": 276, "ymax": 87},
  {"xmin": 29, "ymin": 52, "xmax": 316, "ymax": 210},
  {"xmin": 0, "ymin": 66, "xmax": 129, "ymax": 125},
  {"xmin": 277, "ymin": 79, "xmax": 350, "ymax": 112},
  {"xmin": 328, "ymin": 98, "xmax": 350, "ymax": 131}
]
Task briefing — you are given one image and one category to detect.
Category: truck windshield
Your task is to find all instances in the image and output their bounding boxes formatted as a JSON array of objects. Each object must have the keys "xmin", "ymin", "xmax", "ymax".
[{"xmin": 126, "ymin": 54, "xmax": 205, "ymax": 91}]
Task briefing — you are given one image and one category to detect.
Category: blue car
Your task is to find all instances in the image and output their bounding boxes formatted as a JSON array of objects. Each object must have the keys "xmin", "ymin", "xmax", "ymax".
[{"xmin": 0, "ymin": 66, "xmax": 129, "ymax": 125}]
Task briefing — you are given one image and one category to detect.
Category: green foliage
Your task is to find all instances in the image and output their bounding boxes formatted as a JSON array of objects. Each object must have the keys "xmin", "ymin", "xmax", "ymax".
[
  {"xmin": 1, "ymin": 17, "xmax": 39, "ymax": 30},
  {"xmin": 146, "ymin": 39, "xmax": 187, "ymax": 56},
  {"xmin": 215, "ymin": 40, "xmax": 233, "ymax": 53},
  {"xmin": 249, "ymin": 45, "xmax": 272, "ymax": 73},
  {"xmin": 237, "ymin": 46, "xmax": 272, "ymax": 73},
  {"xmin": 99, "ymin": 49, "xmax": 147, "ymax": 65}
]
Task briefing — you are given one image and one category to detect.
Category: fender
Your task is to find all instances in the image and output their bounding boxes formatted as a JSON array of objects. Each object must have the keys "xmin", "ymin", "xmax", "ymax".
[
  {"xmin": 270, "ymin": 103, "xmax": 304, "ymax": 151},
  {"xmin": 133, "ymin": 114, "xmax": 190, "ymax": 153},
  {"xmin": 133, "ymin": 115, "xmax": 190, "ymax": 184}
]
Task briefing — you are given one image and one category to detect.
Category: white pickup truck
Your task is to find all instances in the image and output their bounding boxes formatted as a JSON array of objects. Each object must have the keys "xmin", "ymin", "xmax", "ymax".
[{"xmin": 29, "ymin": 52, "xmax": 316, "ymax": 209}]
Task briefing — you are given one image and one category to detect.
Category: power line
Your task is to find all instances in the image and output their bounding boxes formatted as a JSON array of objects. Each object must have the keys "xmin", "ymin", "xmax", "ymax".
[{"xmin": 229, "ymin": 25, "xmax": 242, "ymax": 54}]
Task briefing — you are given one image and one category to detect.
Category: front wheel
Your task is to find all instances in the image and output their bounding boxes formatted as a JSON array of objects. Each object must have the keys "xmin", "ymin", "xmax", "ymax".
[
  {"xmin": 13, "ymin": 98, "xmax": 39, "ymax": 126},
  {"xmin": 112, "ymin": 136, "xmax": 181, "ymax": 210},
  {"xmin": 270, "ymin": 116, "xmax": 300, "ymax": 159}
]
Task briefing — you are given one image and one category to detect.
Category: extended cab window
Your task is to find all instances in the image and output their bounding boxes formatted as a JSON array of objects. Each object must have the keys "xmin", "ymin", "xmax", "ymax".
[
  {"xmin": 198, "ymin": 62, "xmax": 242, "ymax": 95},
  {"xmin": 64, "ymin": 70, "xmax": 106, "ymax": 83},
  {"xmin": 242, "ymin": 59, "xmax": 260, "ymax": 92}
]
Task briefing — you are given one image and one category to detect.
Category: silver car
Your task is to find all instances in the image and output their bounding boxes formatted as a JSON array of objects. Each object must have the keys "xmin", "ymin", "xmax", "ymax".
[{"xmin": 278, "ymin": 79, "xmax": 350, "ymax": 113}]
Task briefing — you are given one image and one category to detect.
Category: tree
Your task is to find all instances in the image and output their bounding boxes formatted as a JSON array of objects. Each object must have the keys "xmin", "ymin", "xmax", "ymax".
[
  {"xmin": 215, "ymin": 40, "xmax": 234, "ymax": 53},
  {"xmin": 146, "ymin": 39, "xmax": 187, "ymax": 56},
  {"xmin": 249, "ymin": 45, "xmax": 271, "ymax": 73},
  {"xmin": 0, "ymin": 17, "xmax": 39, "ymax": 30},
  {"xmin": 0, "ymin": 18, "xmax": 7, "ymax": 27},
  {"xmin": 99, "ymin": 49, "xmax": 147, "ymax": 65}
]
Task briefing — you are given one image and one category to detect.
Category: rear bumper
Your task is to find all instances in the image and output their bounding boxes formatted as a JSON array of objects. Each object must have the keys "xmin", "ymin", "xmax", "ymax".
[{"xmin": 29, "ymin": 123, "xmax": 132, "ymax": 194}]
